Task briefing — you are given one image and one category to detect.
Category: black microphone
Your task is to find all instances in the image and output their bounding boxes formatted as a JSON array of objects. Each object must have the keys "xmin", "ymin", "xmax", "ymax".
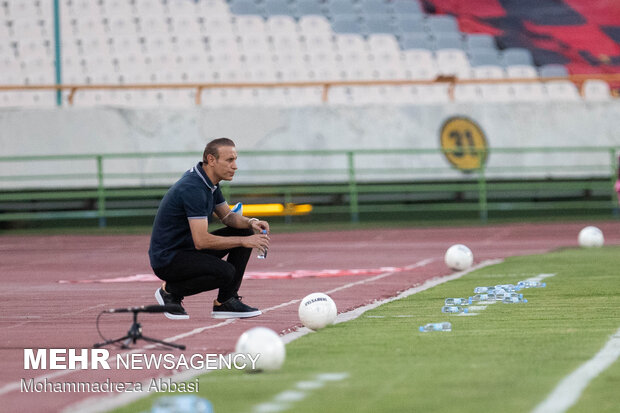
[{"xmin": 105, "ymin": 304, "xmax": 179, "ymax": 314}]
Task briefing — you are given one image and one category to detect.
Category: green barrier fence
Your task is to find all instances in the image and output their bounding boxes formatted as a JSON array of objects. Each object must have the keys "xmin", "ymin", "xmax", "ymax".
[{"xmin": 0, "ymin": 147, "xmax": 618, "ymax": 227}]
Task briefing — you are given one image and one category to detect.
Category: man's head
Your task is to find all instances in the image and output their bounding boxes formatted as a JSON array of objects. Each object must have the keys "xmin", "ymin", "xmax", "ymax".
[{"xmin": 203, "ymin": 138, "xmax": 238, "ymax": 183}]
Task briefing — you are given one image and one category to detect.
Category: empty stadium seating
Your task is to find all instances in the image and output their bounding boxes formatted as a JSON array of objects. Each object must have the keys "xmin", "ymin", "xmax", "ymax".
[{"xmin": 0, "ymin": 0, "xmax": 616, "ymax": 108}]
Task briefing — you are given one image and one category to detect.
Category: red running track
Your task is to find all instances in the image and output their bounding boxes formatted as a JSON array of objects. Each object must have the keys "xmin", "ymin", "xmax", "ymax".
[{"xmin": 0, "ymin": 221, "xmax": 618, "ymax": 413}]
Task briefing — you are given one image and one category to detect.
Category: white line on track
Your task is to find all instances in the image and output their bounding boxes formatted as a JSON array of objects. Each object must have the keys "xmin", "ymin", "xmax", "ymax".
[{"xmin": 531, "ymin": 326, "xmax": 620, "ymax": 413}]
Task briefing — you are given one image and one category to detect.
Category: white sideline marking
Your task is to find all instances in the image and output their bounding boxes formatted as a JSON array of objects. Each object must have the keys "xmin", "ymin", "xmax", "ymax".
[
  {"xmin": 62, "ymin": 257, "xmax": 499, "ymax": 413},
  {"xmin": 252, "ymin": 372, "xmax": 349, "ymax": 413},
  {"xmin": 531, "ymin": 326, "xmax": 620, "ymax": 413}
]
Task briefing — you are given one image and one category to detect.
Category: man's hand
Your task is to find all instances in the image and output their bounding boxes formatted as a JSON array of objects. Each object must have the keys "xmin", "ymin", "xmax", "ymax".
[
  {"xmin": 242, "ymin": 232, "xmax": 270, "ymax": 252},
  {"xmin": 249, "ymin": 219, "xmax": 270, "ymax": 234}
]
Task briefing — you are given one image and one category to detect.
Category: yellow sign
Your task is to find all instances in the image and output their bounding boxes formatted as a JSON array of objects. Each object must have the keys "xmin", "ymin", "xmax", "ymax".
[{"xmin": 440, "ymin": 117, "xmax": 488, "ymax": 172}]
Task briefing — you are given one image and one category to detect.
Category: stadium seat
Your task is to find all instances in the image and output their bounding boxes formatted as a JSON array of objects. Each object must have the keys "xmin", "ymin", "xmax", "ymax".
[
  {"xmin": 469, "ymin": 49, "xmax": 502, "ymax": 67},
  {"xmin": 332, "ymin": 16, "xmax": 364, "ymax": 34},
  {"xmin": 426, "ymin": 15, "xmax": 460, "ymax": 35},
  {"xmin": 539, "ymin": 64, "xmax": 569, "ymax": 78},
  {"xmin": 266, "ymin": 15, "xmax": 298, "ymax": 34},
  {"xmin": 512, "ymin": 82, "xmax": 547, "ymax": 101},
  {"xmin": 400, "ymin": 32, "xmax": 435, "ymax": 50},
  {"xmin": 435, "ymin": 49, "xmax": 471, "ymax": 78},
  {"xmin": 326, "ymin": 1, "xmax": 359, "ymax": 19},
  {"xmin": 263, "ymin": 0, "xmax": 294, "ymax": 17},
  {"xmin": 390, "ymin": 0, "xmax": 424, "ymax": 16},
  {"xmin": 471, "ymin": 65, "xmax": 505, "ymax": 79},
  {"xmin": 464, "ymin": 33, "xmax": 497, "ymax": 52},
  {"xmin": 544, "ymin": 80, "xmax": 580, "ymax": 101},
  {"xmin": 271, "ymin": 34, "xmax": 304, "ymax": 53},
  {"xmin": 303, "ymin": 33, "xmax": 336, "ymax": 54},
  {"xmin": 298, "ymin": 15, "xmax": 332, "ymax": 34},
  {"xmin": 393, "ymin": 14, "xmax": 425, "ymax": 36},
  {"xmin": 453, "ymin": 84, "xmax": 482, "ymax": 102},
  {"xmin": 505, "ymin": 64, "xmax": 539, "ymax": 78},
  {"xmin": 136, "ymin": 15, "xmax": 170, "ymax": 34},
  {"xmin": 435, "ymin": 32, "xmax": 464, "ymax": 50},
  {"xmin": 335, "ymin": 34, "xmax": 367, "ymax": 53},
  {"xmin": 479, "ymin": 83, "xmax": 514, "ymax": 102},
  {"xmin": 294, "ymin": 1, "xmax": 325, "ymax": 19},
  {"xmin": 502, "ymin": 47, "xmax": 535, "ymax": 67},
  {"xmin": 359, "ymin": 0, "xmax": 392, "ymax": 16},
  {"xmin": 202, "ymin": 16, "xmax": 235, "ymax": 34},
  {"xmin": 364, "ymin": 14, "xmax": 397, "ymax": 36},
  {"xmin": 581, "ymin": 79, "xmax": 612, "ymax": 101},
  {"xmin": 367, "ymin": 34, "xmax": 400, "ymax": 55},
  {"xmin": 229, "ymin": 0, "xmax": 263, "ymax": 15}
]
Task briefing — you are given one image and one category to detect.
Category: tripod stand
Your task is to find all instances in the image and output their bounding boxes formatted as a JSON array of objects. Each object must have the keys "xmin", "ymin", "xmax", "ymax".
[{"xmin": 94, "ymin": 310, "xmax": 185, "ymax": 350}]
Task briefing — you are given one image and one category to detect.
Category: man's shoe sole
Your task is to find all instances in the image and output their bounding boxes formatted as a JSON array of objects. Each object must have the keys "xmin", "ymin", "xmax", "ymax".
[
  {"xmin": 154, "ymin": 289, "xmax": 189, "ymax": 320},
  {"xmin": 211, "ymin": 310, "xmax": 262, "ymax": 319}
]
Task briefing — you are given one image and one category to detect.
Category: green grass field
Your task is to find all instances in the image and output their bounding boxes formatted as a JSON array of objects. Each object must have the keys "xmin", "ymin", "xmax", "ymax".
[{"xmin": 113, "ymin": 246, "xmax": 620, "ymax": 413}]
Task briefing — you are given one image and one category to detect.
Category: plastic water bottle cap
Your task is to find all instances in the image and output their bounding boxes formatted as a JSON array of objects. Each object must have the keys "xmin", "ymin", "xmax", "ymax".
[
  {"xmin": 468, "ymin": 297, "xmax": 473, "ymax": 304},
  {"xmin": 261, "ymin": 229, "xmax": 267, "ymax": 234},
  {"xmin": 523, "ymin": 299, "xmax": 528, "ymax": 303},
  {"xmin": 419, "ymin": 326, "xmax": 424, "ymax": 332},
  {"xmin": 463, "ymin": 308, "xmax": 469, "ymax": 313},
  {"xmin": 542, "ymin": 283, "xmax": 546, "ymax": 287}
]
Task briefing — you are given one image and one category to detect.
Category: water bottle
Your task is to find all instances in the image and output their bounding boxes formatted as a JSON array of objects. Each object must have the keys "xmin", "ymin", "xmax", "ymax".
[
  {"xmin": 468, "ymin": 293, "xmax": 496, "ymax": 304},
  {"xmin": 502, "ymin": 296, "xmax": 528, "ymax": 304},
  {"xmin": 444, "ymin": 298, "xmax": 468, "ymax": 306},
  {"xmin": 441, "ymin": 305, "xmax": 468, "ymax": 314},
  {"xmin": 503, "ymin": 292, "xmax": 524, "ymax": 300},
  {"xmin": 517, "ymin": 280, "xmax": 546, "ymax": 289},
  {"xmin": 257, "ymin": 229, "xmax": 268, "ymax": 259},
  {"xmin": 473, "ymin": 286, "xmax": 493, "ymax": 294},
  {"xmin": 496, "ymin": 284, "xmax": 520, "ymax": 292},
  {"xmin": 419, "ymin": 322, "xmax": 452, "ymax": 332}
]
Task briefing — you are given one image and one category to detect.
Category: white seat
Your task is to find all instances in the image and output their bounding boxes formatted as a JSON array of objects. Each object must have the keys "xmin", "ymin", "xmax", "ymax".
[
  {"xmin": 238, "ymin": 34, "xmax": 271, "ymax": 53},
  {"xmin": 137, "ymin": 14, "xmax": 170, "ymax": 34},
  {"xmin": 416, "ymin": 84, "xmax": 451, "ymax": 103},
  {"xmin": 407, "ymin": 65, "xmax": 439, "ymax": 80},
  {"xmin": 207, "ymin": 34, "xmax": 240, "ymax": 54},
  {"xmin": 101, "ymin": 0, "xmax": 134, "ymax": 16},
  {"xmin": 9, "ymin": 0, "xmax": 46, "ymax": 19},
  {"xmin": 266, "ymin": 15, "xmax": 298, "ymax": 34},
  {"xmin": 339, "ymin": 51, "xmax": 372, "ymax": 71},
  {"xmin": 201, "ymin": 16, "xmax": 235, "ymax": 34},
  {"xmin": 512, "ymin": 82, "xmax": 547, "ymax": 101},
  {"xmin": 367, "ymin": 34, "xmax": 400, "ymax": 56},
  {"xmin": 342, "ymin": 66, "xmax": 375, "ymax": 81},
  {"xmin": 10, "ymin": 18, "xmax": 47, "ymax": 38},
  {"xmin": 334, "ymin": 34, "xmax": 367, "ymax": 53},
  {"xmin": 479, "ymin": 83, "xmax": 514, "ymax": 102},
  {"xmin": 545, "ymin": 80, "xmax": 580, "ymax": 101},
  {"xmin": 143, "ymin": 34, "xmax": 175, "ymax": 54},
  {"xmin": 73, "ymin": 16, "xmax": 107, "ymax": 38},
  {"xmin": 471, "ymin": 65, "xmax": 505, "ymax": 79},
  {"xmin": 328, "ymin": 86, "xmax": 354, "ymax": 105},
  {"xmin": 169, "ymin": 15, "xmax": 202, "ymax": 35},
  {"xmin": 453, "ymin": 84, "xmax": 482, "ymax": 102},
  {"xmin": 285, "ymin": 87, "xmax": 324, "ymax": 106},
  {"xmin": 234, "ymin": 15, "xmax": 267, "ymax": 35},
  {"xmin": 402, "ymin": 49, "xmax": 436, "ymax": 70},
  {"xmin": 166, "ymin": 0, "xmax": 199, "ymax": 16},
  {"xmin": 505, "ymin": 64, "xmax": 538, "ymax": 79},
  {"xmin": 133, "ymin": 0, "xmax": 166, "ymax": 16},
  {"xmin": 298, "ymin": 15, "xmax": 332, "ymax": 34},
  {"xmin": 108, "ymin": 35, "xmax": 143, "ymax": 56},
  {"xmin": 196, "ymin": 0, "xmax": 232, "ymax": 16},
  {"xmin": 302, "ymin": 33, "xmax": 336, "ymax": 53},
  {"xmin": 270, "ymin": 34, "xmax": 303, "ymax": 53},
  {"xmin": 435, "ymin": 49, "xmax": 471, "ymax": 78},
  {"xmin": 172, "ymin": 35, "xmax": 205, "ymax": 54},
  {"xmin": 105, "ymin": 15, "xmax": 138, "ymax": 36},
  {"xmin": 582, "ymin": 79, "xmax": 612, "ymax": 101}
]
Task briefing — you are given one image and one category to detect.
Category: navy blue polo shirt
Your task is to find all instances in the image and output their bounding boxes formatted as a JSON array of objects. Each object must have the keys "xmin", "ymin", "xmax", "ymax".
[{"xmin": 149, "ymin": 162, "xmax": 226, "ymax": 269}]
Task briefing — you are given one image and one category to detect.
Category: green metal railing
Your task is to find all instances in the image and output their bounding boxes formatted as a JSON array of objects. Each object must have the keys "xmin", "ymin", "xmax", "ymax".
[{"xmin": 0, "ymin": 147, "xmax": 618, "ymax": 227}]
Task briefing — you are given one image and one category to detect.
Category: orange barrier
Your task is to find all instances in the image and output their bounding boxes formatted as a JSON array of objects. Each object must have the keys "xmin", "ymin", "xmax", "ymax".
[{"xmin": 1, "ymin": 73, "xmax": 619, "ymax": 105}]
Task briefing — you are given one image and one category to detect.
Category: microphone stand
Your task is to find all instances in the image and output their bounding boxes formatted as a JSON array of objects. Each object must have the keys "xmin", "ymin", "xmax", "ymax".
[{"xmin": 94, "ymin": 309, "xmax": 185, "ymax": 350}]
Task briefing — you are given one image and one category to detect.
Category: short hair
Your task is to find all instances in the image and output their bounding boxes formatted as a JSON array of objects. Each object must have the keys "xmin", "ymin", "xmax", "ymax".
[{"xmin": 203, "ymin": 138, "xmax": 235, "ymax": 162}]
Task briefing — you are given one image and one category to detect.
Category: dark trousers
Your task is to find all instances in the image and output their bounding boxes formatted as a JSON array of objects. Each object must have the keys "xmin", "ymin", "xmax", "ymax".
[{"xmin": 152, "ymin": 227, "xmax": 253, "ymax": 303}]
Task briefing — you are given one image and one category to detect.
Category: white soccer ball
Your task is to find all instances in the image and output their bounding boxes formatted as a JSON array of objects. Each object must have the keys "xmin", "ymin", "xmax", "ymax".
[
  {"xmin": 578, "ymin": 226, "xmax": 604, "ymax": 248},
  {"xmin": 298, "ymin": 292, "xmax": 337, "ymax": 331},
  {"xmin": 444, "ymin": 244, "xmax": 474, "ymax": 271},
  {"xmin": 235, "ymin": 327, "xmax": 285, "ymax": 372}
]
